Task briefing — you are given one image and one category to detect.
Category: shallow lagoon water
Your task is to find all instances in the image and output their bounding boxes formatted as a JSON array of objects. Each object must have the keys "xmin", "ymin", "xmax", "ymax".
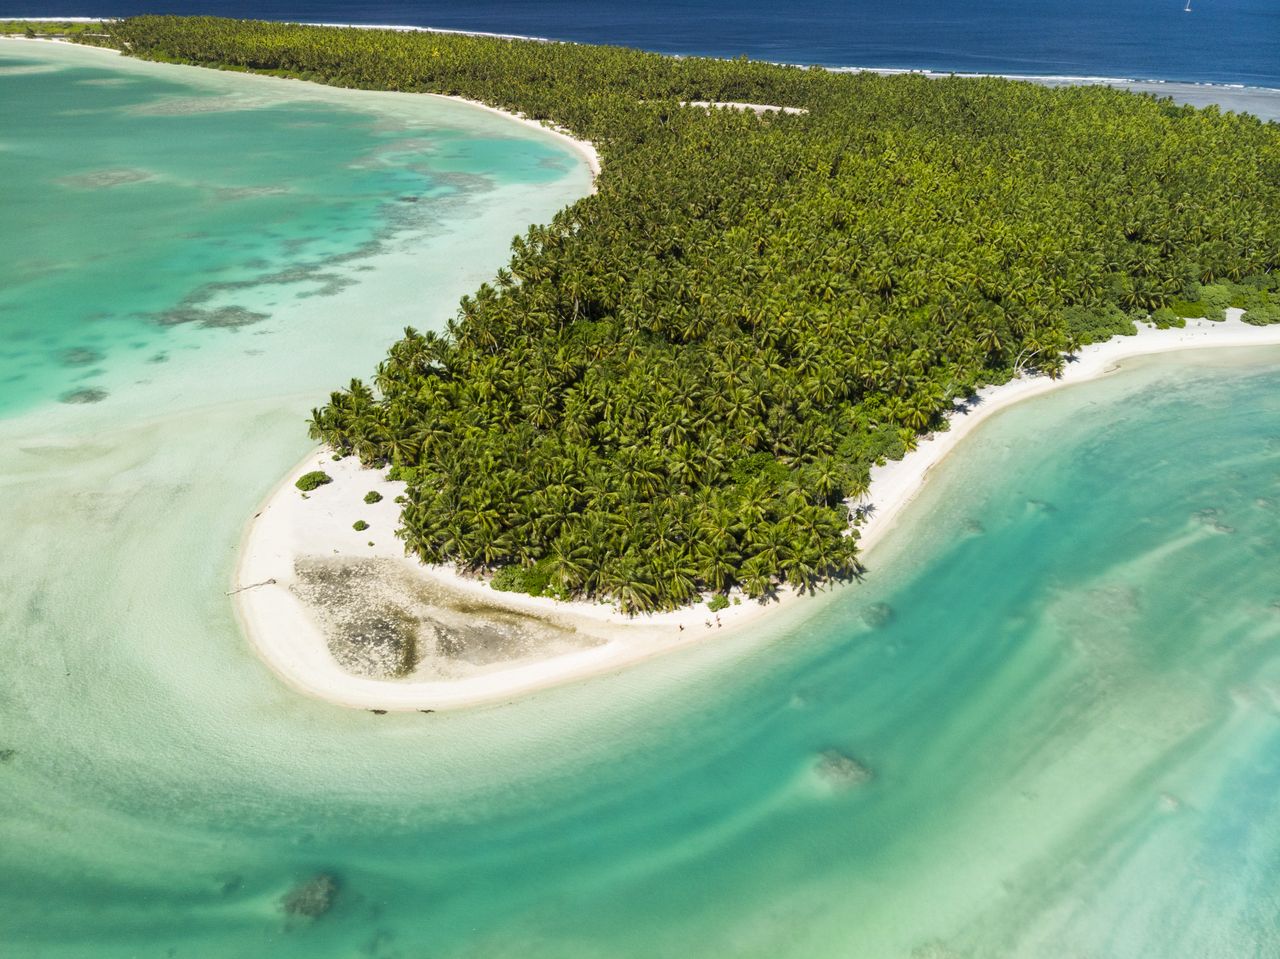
[
  {"xmin": 2, "ymin": 42, "xmax": 1280, "ymax": 959},
  {"xmin": 0, "ymin": 41, "xmax": 587, "ymax": 418}
]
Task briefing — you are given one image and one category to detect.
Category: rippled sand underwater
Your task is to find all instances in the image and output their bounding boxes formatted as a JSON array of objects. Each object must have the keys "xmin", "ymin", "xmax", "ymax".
[{"xmin": 2, "ymin": 41, "xmax": 1279, "ymax": 959}]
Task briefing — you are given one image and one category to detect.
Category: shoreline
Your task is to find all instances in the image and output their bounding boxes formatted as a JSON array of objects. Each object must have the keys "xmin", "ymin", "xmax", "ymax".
[
  {"xmin": 11, "ymin": 33, "xmax": 1275, "ymax": 708},
  {"xmin": 234, "ymin": 314, "xmax": 1280, "ymax": 712},
  {"xmin": 0, "ymin": 34, "xmax": 601, "ymax": 181},
  {"xmin": 854, "ymin": 313, "xmax": 1280, "ymax": 556},
  {"xmin": 233, "ymin": 451, "xmax": 797, "ymax": 712}
]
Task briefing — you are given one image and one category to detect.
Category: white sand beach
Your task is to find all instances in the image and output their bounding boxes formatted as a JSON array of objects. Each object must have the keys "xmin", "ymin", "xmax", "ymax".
[
  {"xmin": 441, "ymin": 94, "xmax": 601, "ymax": 178},
  {"xmin": 855, "ymin": 312, "xmax": 1280, "ymax": 554},
  {"xmin": 233, "ymin": 451, "xmax": 792, "ymax": 711},
  {"xmin": 235, "ymin": 313, "xmax": 1280, "ymax": 711}
]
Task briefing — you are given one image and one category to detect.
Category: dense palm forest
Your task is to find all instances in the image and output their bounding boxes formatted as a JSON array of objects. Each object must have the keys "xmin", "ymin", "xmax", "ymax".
[{"xmin": 99, "ymin": 17, "xmax": 1280, "ymax": 612}]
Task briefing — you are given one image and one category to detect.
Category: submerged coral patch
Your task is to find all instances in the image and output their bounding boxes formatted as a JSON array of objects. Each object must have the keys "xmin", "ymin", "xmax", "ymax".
[
  {"xmin": 1193, "ymin": 507, "xmax": 1235, "ymax": 533},
  {"xmin": 280, "ymin": 872, "xmax": 339, "ymax": 920},
  {"xmin": 59, "ymin": 387, "xmax": 108, "ymax": 404},
  {"xmin": 861, "ymin": 602, "xmax": 895, "ymax": 629},
  {"xmin": 814, "ymin": 749, "xmax": 874, "ymax": 789},
  {"xmin": 60, "ymin": 347, "xmax": 105, "ymax": 367},
  {"xmin": 154, "ymin": 305, "xmax": 269, "ymax": 329}
]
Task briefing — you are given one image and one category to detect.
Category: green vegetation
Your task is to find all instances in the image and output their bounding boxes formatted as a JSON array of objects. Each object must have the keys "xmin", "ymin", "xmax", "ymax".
[
  {"xmin": 353, "ymin": 520, "xmax": 369, "ymax": 532},
  {"xmin": 364, "ymin": 491, "xmax": 383, "ymax": 504},
  {"xmin": 1148, "ymin": 307, "xmax": 1185, "ymax": 330},
  {"xmin": 1229, "ymin": 274, "xmax": 1280, "ymax": 324},
  {"xmin": 491, "ymin": 561, "xmax": 555, "ymax": 597},
  {"xmin": 99, "ymin": 17, "xmax": 1280, "ymax": 613},
  {"xmin": 1244, "ymin": 303, "xmax": 1280, "ymax": 325},
  {"xmin": 1059, "ymin": 304, "xmax": 1136, "ymax": 343},
  {"xmin": 1, "ymin": 20, "xmax": 110, "ymax": 41},
  {"xmin": 295, "ymin": 470, "xmax": 332, "ymax": 492},
  {"xmin": 707, "ymin": 594, "xmax": 730, "ymax": 613}
]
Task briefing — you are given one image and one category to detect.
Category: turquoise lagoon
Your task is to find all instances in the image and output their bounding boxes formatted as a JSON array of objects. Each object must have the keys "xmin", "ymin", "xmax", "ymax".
[{"xmin": 2, "ymin": 41, "xmax": 1279, "ymax": 959}]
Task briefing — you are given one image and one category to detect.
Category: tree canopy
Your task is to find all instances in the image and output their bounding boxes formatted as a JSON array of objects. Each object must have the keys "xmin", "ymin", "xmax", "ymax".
[{"xmin": 102, "ymin": 16, "xmax": 1280, "ymax": 612}]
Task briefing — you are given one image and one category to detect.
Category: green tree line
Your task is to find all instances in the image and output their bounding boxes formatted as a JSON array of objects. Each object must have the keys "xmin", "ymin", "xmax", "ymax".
[{"xmin": 98, "ymin": 16, "xmax": 1280, "ymax": 612}]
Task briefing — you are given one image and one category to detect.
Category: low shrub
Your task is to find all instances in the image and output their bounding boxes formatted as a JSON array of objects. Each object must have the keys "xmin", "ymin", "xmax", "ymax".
[
  {"xmin": 364, "ymin": 490, "xmax": 383, "ymax": 504},
  {"xmin": 353, "ymin": 520, "xmax": 369, "ymax": 531},
  {"xmin": 491, "ymin": 560, "xmax": 554, "ymax": 597},
  {"xmin": 295, "ymin": 470, "xmax": 332, "ymax": 492},
  {"xmin": 1149, "ymin": 307, "xmax": 1184, "ymax": 329},
  {"xmin": 1193, "ymin": 283, "xmax": 1235, "ymax": 320},
  {"xmin": 1243, "ymin": 302, "xmax": 1280, "ymax": 326},
  {"xmin": 1169, "ymin": 299, "xmax": 1209, "ymax": 319},
  {"xmin": 1060, "ymin": 304, "xmax": 1134, "ymax": 344},
  {"xmin": 707, "ymin": 594, "xmax": 730, "ymax": 613}
]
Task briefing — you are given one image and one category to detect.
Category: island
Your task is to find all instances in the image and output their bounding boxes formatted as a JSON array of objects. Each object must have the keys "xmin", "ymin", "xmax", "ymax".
[{"xmin": 83, "ymin": 16, "xmax": 1280, "ymax": 708}]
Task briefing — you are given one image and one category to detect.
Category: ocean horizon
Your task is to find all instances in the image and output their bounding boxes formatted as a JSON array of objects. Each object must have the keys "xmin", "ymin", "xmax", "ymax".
[{"xmin": 6, "ymin": 0, "xmax": 1280, "ymax": 88}]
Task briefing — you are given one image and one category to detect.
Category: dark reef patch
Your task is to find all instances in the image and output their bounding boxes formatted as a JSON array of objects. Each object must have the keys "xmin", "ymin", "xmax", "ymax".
[
  {"xmin": 59, "ymin": 387, "xmax": 108, "ymax": 404},
  {"xmin": 281, "ymin": 872, "xmax": 339, "ymax": 920},
  {"xmin": 814, "ymin": 749, "xmax": 874, "ymax": 789},
  {"xmin": 60, "ymin": 347, "xmax": 104, "ymax": 367},
  {"xmin": 861, "ymin": 602, "xmax": 895, "ymax": 629},
  {"xmin": 155, "ymin": 305, "xmax": 269, "ymax": 330}
]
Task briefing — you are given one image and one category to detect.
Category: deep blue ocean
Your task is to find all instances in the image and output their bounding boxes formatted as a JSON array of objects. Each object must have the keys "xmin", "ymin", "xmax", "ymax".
[{"xmin": 6, "ymin": 0, "xmax": 1279, "ymax": 87}]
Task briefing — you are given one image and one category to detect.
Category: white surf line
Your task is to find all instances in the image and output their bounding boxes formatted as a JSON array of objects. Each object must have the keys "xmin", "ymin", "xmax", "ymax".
[{"xmin": 9, "ymin": 17, "xmax": 1278, "ymax": 94}]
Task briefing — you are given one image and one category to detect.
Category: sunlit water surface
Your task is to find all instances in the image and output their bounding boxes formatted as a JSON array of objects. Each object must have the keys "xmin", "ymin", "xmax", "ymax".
[{"xmin": 2, "ymin": 40, "xmax": 1279, "ymax": 959}]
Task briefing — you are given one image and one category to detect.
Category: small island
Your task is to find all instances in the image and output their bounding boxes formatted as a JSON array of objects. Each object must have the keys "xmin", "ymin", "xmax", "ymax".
[
  {"xmin": 237, "ymin": 311, "xmax": 1280, "ymax": 708},
  {"xmin": 87, "ymin": 17, "xmax": 1280, "ymax": 706}
]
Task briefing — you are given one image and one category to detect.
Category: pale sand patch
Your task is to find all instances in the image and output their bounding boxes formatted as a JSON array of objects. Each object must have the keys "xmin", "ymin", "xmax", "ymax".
[
  {"xmin": 684, "ymin": 100, "xmax": 808, "ymax": 115},
  {"xmin": 235, "ymin": 314, "xmax": 1280, "ymax": 711}
]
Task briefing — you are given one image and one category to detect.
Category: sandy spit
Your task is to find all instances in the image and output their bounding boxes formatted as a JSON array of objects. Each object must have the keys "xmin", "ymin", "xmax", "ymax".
[{"xmin": 235, "ymin": 314, "xmax": 1280, "ymax": 711}]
